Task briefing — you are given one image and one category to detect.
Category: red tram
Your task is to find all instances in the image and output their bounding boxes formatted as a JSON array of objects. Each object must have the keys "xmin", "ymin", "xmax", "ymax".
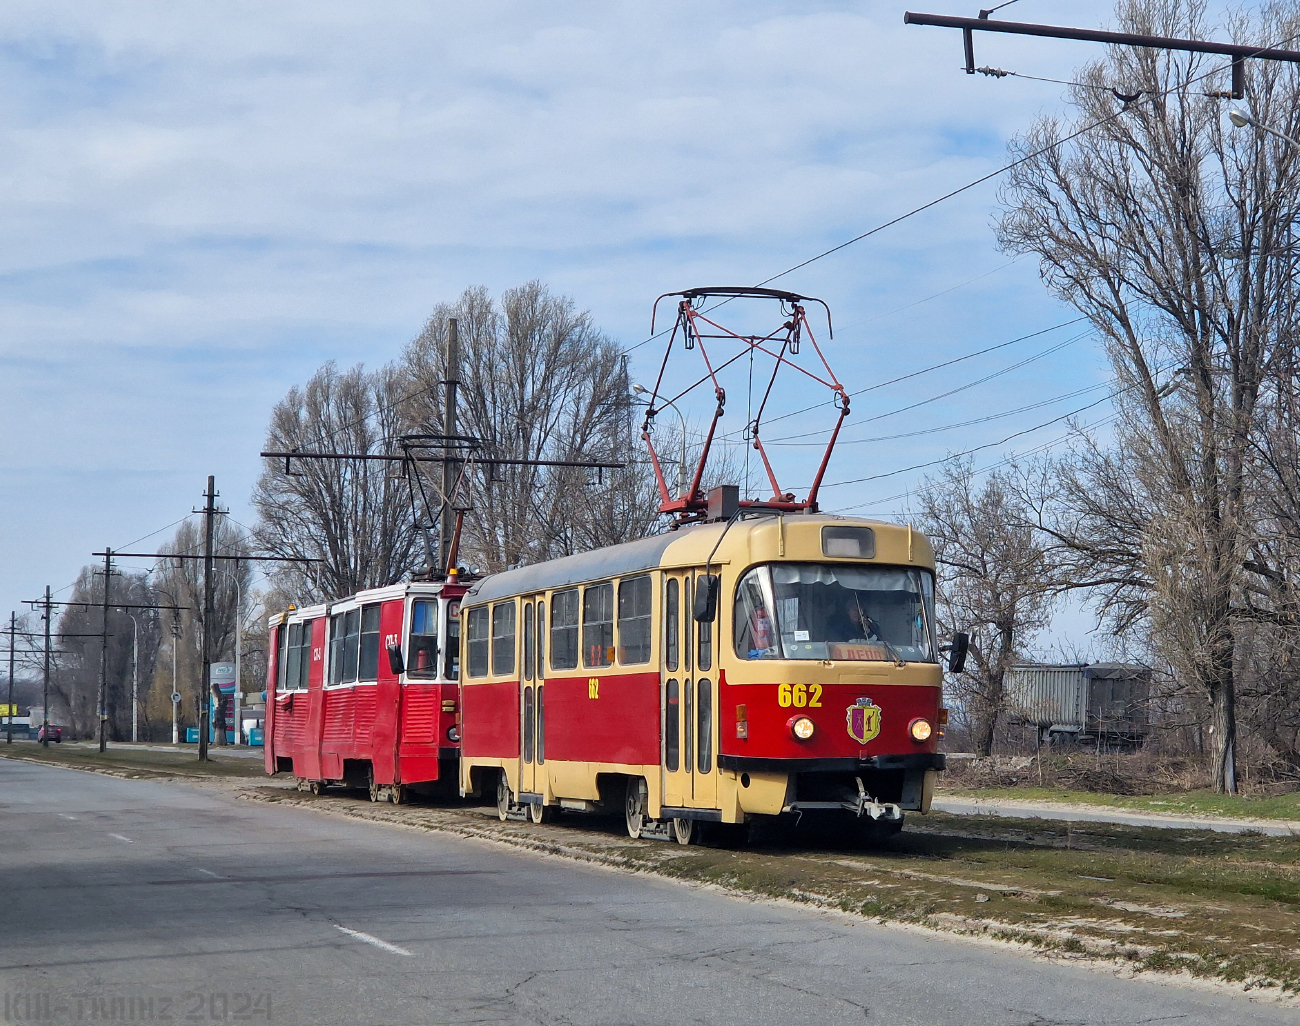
[{"xmin": 264, "ymin": 578, "xmax": 466, "ymax": 803}]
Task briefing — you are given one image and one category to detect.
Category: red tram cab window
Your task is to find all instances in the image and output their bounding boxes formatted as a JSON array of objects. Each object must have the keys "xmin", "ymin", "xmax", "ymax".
[
  {"xmin": 408, "ymin": 600, "xmax": 438, "ymax": 678},
  {"xmin": 444, "ymin": 600, "xmax": 460, "ymax": 680},
  {"xmin": 359, "ymin": 605, "xmax": 381, "ymax": 681}
]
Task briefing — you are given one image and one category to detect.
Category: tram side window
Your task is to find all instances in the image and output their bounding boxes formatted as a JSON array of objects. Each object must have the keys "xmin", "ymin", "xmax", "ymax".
[
  {"xmin": 342, "ymin": 608, "xmax": 361, "ymax": 682},
  {"xmin": 583, "ymin": 582, "xmax": 614, "ymax": 668},
  {"xmin": 281, "ymin": 623, "xmax": 300, "ymax": 691},
  {"xmin": 492, "ymin": 601, "xmax": 516, "ymax": 676},
  {"xmin": 329, "ymin": 613, "xmax": 345, "ymax": 685},
  {"xmin": 466, "ymin": 607, "xmax": 490, "ymax": 677},
  {"xmin": 550, "ymin": 589, "xmax": 579, "ymax": 671},
  {"xmin": 295, "ymin": 620, "xmax": 313, "ymax": 689},
  {"xmin": 536, "ymin": 600, "xmax": 546, "ymax": 678},
  {"xmin": 276, "ymin": 625, "xmax": 290, "ymax": 691},
  {"xmin": 697, "ymin": 678, "xmax": 712, "ymax": 773},
  {"xmin": 664, "ymin": 678, "xmax": 679, "ymax": 772},
  {"xmin": 683, "ymin": 579, "xmax": 693, "ymax": 673},
  {"xmin": 617, "ymin": 575, "xmax": 652, "ymax": 665},
  {"xmin": 665, "ymin": 578, "xmax": 679, "ymax": 672},
  {"xmin": 408, "ymin": 600, "xmax": 439, "ymax": 679},
  {"xmin": 697, "ymin": 583, "xmax": 713, "ymax": 672},
  {"xmin": 359, "ymin": 605, "xmax": 381, "ymax": 681},
  {"xmin": 523, "ymin": 602, "xmax": 535, "ymax": 681},
  {"xmin": 445, "ymin": 600, "xmax": 460, "ymax": 680}
]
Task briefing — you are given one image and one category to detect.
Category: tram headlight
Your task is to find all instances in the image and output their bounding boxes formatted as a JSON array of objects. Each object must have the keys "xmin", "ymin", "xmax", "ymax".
[
  {"xmin": 447, "ymin": 724, "xmax": 461, "ymax": 742},
  {"xmin": 908, "ymin": 717, "xmax": 933, "ymax": 742},
  {"xmin": 788, "ymin": 715, "xmax": 816, "ymax": 741}
]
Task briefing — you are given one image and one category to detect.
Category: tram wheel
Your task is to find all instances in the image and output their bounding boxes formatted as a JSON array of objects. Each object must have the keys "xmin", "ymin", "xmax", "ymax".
[
  {"xmin": 672, "ymin": 817, "xmax": 695, "ymax": 845},
  {"xmin": 625, "ymin": 777, "xmax": 648, "ymax": 838},
  {"xmin": 308, "ymin": 780, "xmax": 324, "ymax": 796},
  {"xmin": 391, "ymin": 784, "xmax": 406, "ymax": 806},
  {"xmin": 528, "ymin": 801, "xmax": 550, "ymax": 825},
  {"xmin": 496, "ymin": 774, "xmax": 512, "ymax": 822},
  {"xmin": 368, "ymin": 770, "xmax": 382, "ymax": 803}
]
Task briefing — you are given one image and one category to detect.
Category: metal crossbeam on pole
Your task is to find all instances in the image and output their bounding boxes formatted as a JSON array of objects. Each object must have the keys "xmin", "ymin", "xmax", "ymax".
[
  {"xmin": 259, "ymin": 451, "xmax": 625, "ymax": 470},
  {"xmin": 904, "ymin": 11, "xmax": 1300, "ymax": 98}
]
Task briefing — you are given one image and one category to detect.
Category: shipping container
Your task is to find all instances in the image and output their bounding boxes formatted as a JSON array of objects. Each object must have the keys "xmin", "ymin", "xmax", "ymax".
[{"xmin": 1006, "ymin": 663, "xmax": 1150, "ymax": 744}]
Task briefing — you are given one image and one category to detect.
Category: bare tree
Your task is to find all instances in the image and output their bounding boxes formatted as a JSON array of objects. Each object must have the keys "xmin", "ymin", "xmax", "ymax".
[
  {"xmin": 917, "ymin": 460, "xmax": 1055, "ymax": 756},
  {"xmin": 154, "ymin": 519, "xmax": 253, "ymax": 742},
  {"xmin": 402, "ymin": 282, "xmax": 658, "ymax": 573},
  {"xmin": 253, "ymin": 362, "xmax": 423, "ymax": 601},
  {"xmin": 996, "ymin": 0, "xmax": 1300, "ymax": 791},
  {"xmin": 51, "ymin": 569, "xmax": 161, "ymax": 741}
]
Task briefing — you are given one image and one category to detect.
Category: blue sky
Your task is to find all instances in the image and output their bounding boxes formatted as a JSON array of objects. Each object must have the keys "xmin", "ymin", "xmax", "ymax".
[{"xmin": 0, "ymin": 0, "xmax": 1243, "ymax": 652}]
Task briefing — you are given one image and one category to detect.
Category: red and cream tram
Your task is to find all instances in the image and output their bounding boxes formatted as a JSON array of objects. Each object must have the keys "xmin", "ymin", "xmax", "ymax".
[
  {"xmin": 264, "ymin": 577, "xmax": 467, "ymax": 802},
  {"xmin": 457, "ymin": 510, "xmax": 948, "ymax": 842}
]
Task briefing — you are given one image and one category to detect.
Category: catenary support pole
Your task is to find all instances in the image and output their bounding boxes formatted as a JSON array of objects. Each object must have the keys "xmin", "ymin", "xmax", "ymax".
[
  {"xmin": 199, "ymin": 476, "xmax": 217, "ymax": 761},
  {"xmin": 98, "ymin": 548, "xmax": 112, "ymax": 753},
  {"xmin": 171, "ymin": 610, "xmax": 181, "ymax": 746},
  {"xmin": 127, "ymin": 613, "xmax": 139, "ymax": 744},
  {"xmin": 6, "ymin": 612, "xmax": 15, "ymax": 744},
  {"xmin": 440, "ymin": 317, "xmax": 460, "ymax": 573},
  {"xmin": 42, "ymin": 587, "xmax": 51, "ymax": 748}
]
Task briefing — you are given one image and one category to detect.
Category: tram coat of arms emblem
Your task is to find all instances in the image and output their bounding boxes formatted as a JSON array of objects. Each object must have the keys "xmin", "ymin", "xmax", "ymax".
[{"xmin": 846, "ymin": 697, "xmax": 881, "ymax": 745}]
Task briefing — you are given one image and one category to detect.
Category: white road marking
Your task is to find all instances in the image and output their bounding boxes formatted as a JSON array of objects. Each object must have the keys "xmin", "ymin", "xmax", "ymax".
[
  {"xmin": 108, "ymin": 833, "xmax": 134, "ymax": 843},
  {"xmin": 333, "ymin": 925, "xmax": 413, "ymax": 957},
  {"xmin": 197, "ymin": 868, "xmax": 221, "ymax": 878},
  {"xmin": 58, "ymin": 814, "xmax": 77, "ymax": 820}
]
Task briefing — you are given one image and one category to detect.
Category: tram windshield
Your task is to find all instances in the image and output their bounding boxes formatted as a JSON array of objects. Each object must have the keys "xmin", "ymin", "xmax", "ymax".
[{"xmin": 734, "ymin": 563, "xmax": 936, "ymax": 663}]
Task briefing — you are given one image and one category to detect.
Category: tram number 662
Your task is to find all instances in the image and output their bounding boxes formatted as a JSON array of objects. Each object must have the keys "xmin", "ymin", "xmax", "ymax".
[{"xmin": 777, "ymin": 683, "xmax": 822, "ymax": 708}]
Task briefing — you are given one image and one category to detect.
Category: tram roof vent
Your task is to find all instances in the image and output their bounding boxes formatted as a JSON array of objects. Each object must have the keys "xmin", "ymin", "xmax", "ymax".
[{"xmin": 707, "ymin": 485, "xmax": 739, "ymax": 522}]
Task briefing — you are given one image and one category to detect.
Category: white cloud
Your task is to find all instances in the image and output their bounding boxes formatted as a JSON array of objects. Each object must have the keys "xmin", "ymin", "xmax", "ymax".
[{"xmin": 2, "ymin": 0, "xmax": 1198, "ymax": 633}]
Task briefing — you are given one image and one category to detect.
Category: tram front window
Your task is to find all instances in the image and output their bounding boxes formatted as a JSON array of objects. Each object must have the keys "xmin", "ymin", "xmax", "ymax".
[{"xmin": 734, "ymin": 563, "xmax": 936, "ymax": 663}]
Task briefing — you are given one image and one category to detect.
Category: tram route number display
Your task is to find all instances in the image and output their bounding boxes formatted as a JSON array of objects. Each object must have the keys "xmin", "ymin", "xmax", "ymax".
[{"xmin": 776, "ymin": 683, "xmax": 823, "ymax": 708}]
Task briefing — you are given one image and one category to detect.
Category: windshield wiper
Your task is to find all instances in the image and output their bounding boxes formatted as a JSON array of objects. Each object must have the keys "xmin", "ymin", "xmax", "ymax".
[{"xmin": 878, "ymin": 637, "xmax": 907, "ymax": 668}]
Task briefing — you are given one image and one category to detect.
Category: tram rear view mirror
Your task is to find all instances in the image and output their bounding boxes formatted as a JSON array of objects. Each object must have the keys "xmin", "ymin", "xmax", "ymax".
[
  {"xmin": 693, "ymin": 575, "xmax": 719, "ymax": 622},
  {"xmin": 387, "ymin": 643, "xmax": 405, "ymax": 676},
  {"xmin": 946, "ymin": 632, "xmax": 969, "ymax": 675}
]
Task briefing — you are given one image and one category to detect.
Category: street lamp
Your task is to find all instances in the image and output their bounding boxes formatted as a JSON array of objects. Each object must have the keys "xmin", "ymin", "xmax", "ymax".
[
  {"xmin": 1228, "ymin": 108, "xmax": 1300, "ymax": 149},
  {"xmin": 632, "ymin": 383, "xmax": 688, "ymax": 498}
]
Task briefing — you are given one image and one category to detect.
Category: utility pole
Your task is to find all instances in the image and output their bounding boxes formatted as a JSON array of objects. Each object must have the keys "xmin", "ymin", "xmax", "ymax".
[
  {"xmin": 98, "ymin": 548, "xmax": 113, "ymax": 753},
  {"xmin": 199, "ymin": 476, "xmax": 217, "ymax": 760},
  {"xmin": 41, "ymin": 587, "xmax": 51, "ymax": 748},
  {"xmin": 6, "ymin": 612, "xmax": 15, "ymax": 744},
  {"xmin": 440, "ymin": 317, "xmax": 460, "ymax": 573},
  {"xmin": 171, "ymin": 610, "xmax": 182, "ymax": 745}
]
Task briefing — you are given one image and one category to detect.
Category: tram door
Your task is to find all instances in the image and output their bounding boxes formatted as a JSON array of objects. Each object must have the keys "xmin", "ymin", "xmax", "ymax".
[
  {"xmin": 690, "ymin": 571, "xmax": 718, "ymax": 809},
  {"xmin": 661, "ymin": 573, "xmax": 688, "ymax": 808},
  {"xmin": 519, "ymin": 598, "xmax": 542, "ymax": 797}
]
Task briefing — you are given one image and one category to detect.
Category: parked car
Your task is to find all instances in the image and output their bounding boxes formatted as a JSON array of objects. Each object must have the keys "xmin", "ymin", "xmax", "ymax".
[{"xmin": 37, "ymin": 725, "xmax": 63, "ymax": 743}]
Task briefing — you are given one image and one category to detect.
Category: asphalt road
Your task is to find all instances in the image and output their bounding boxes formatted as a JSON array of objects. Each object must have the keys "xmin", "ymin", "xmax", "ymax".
[{"xmin": 0, "ymin": 760, "xmax": 1292, "ymax": 1026}]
